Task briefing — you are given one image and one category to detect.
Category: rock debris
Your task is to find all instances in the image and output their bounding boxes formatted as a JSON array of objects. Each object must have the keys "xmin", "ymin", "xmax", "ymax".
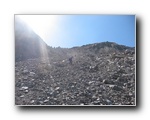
[{"xmin": 15, "ymin": 42, "xmax": 135, "ymax": 105}]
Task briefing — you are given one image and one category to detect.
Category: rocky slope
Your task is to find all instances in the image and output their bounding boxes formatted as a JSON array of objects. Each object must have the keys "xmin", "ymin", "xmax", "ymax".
[
  {"xmin": 15, "ymin": 42, "xmax": 135, "ymax": 105},
  {"xmin": 15, "ymin": 16, "xmax": 48, "ymax": 62},
  {"xmin": 15, "ymin": 18, "xmax": 135, "ymax": 105}
]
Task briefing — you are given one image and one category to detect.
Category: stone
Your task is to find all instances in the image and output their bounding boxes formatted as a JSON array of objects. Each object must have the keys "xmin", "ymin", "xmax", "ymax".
[
  {"xmin": 89, "ymin": 65, "xmax": 99, "ymax": 72},
  {"xmin": 24, "ymin": 90, "xmax": 29, "ymax": 93},
  {"xmin": 96, "ymin": 57, "xmax": 100, "ymax": 61},
  {"xmin": 23, "ymin": 76, "xmax": 28, "ymax": 80},
  {"xmin": 93, "ymin": 101, "xmax": 101, "ymax": 105},
  {"xmin": 22, "ymin": 69, "xmax": 29, "ymax": 74},
  {"xmin": 106, "ymin": 99, "xmax": 112, "ymax": 105},
  {"xmin": 20, "ymin": 95, "xmax": 24, "ymax": 98},
  {"xmin": 108, "ymin": 85, "xmax": 115, "ymax": 88},
  {"xmin": 92, "ymin": 95, "xmax": 97, "ymax": 99},
  {"xmin": 20, "ymin": 86, "xmax": 28, "ymax": 91},
  {"xmin": 80, "ymin": 103, "xmax": 84, "ymax": 105},
  {"xmin": 113, "ymin": 86, "xmax": 123, "ymax": 91},
  {"xmin": 44, "ymin": 99, "xmax": 49, "ymax": 103},
  {"xmin": 29, "ymin": 72, "xmax": 35, "ymax": 77},
  {"xmin": 129, "ymin": 92, "xmax": 133, "ymax": 96},
  {"xmin": 100, "ymin": 85, "xmax": 106, "ymax": 90},
  {"xmin": 50, "ymin": 76, "xmax": 53, "ymax": 79},
  {"xmin": 39, "ymin": 101, "xmax": 44, "ymax": 104},
  {"xmin": 97, "ymin": 97, "xmax": 100, "ymax": 101},
  {"xmin": 30, "ymin": 100, "xmax": 35, "ymax": 103},
  {"xmin": 103, "ymin": 79, "xmax": 114, "ymax": 84},
  {"xmin": 89, "ymin": 81, "xmax": 95, "ymax": 84},
  {"xmin": 55, "ymin": 87, "xmax": 60, "ymax": 90},
  {"xmin": 22, "ymin": 86, "xmax": 28, "ymax": 90},
  {"xmin": 54, "ymin": 98, "xmax": 57, "ymax": 100}
]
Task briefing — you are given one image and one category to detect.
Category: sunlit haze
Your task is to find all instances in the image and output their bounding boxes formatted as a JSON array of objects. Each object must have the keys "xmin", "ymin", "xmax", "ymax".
[
  {"xmin": 18, "ymin": 15, "xmax": 135, "ymax": 48},
  {"xmin": 18, "ymin": 15, "xmax": 61, "ymax": 44}
]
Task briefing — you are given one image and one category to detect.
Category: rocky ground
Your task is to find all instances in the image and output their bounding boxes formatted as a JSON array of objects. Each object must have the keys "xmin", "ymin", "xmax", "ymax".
[{"xmin": 15, "ymin": 42, "xmax": 135, "ymax": 105}]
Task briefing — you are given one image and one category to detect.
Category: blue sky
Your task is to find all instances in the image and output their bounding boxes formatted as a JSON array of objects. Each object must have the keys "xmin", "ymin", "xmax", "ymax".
[{"xmin": 19, "ymin": 15, "xmax": 135, "ymax": 48}]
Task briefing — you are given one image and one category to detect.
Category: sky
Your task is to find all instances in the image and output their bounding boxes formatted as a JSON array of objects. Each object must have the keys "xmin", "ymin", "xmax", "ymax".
[{"xmin": 18, "ymin": 15, "xmax": 135, "ymax": 48}]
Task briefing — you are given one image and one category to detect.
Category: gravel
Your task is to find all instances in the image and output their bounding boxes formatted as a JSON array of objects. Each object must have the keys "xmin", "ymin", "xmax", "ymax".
[{"xmin": 15, "ymin": 42, "xmax": 135, "ymax": 105}]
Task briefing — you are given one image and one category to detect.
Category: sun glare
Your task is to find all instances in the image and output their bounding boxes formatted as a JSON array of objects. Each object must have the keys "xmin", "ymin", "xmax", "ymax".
[{"xmin": 18, "ymin": 15, "xmax": 59, "ymax": 42}]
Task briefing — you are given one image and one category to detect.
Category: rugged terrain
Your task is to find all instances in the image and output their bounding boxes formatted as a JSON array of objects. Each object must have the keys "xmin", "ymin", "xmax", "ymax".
[
  {"xmin": 15, "ymin": 17, "xmax": 135, "ymax": 105},
  {"xmin": 15, "ymin": 42, "xmax": 135, "ymax": 105}
]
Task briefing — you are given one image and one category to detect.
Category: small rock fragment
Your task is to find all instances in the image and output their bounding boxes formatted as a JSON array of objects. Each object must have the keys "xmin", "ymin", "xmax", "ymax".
[
  {"xmin": 129, "ymin": 92, "xmax": 133, "ymax": 96},
  {"xmin": 44, "ymin": 99, "xmax": 49, "ymax": 103},
  {"xmin": 24, "ymin": 90, "xmax": 29, "ymax": 93},
  {"xmin": 20, "ymin": 86, "xmax": 28, "ymax": 90},
  {"xmin": 106, "ymin": 99, "xmax": 112, "ymax": 105},
  {"xmin": 89, "ymin": 81, "xmax": 95, "ymax": 84},
  {"xmin": 30, "ymin": 100, "xmax": 35, "ymax": 104},
  {"xmin": 23, "ymin": 76, "xmax": 28, "ymax": 80},
  {"xmin": 39, "ymin": 101, "xmax": 43, "ymax": 104},
  {"xmin": 55, "ymin": 87, "xmax": 60, "ymax": 90},
  {"xmin": 113, "ymin": 86, "xmax": 123, "ymax": 91},
  {"xmin": 22, "ymin": 69, "xmax": 28, "ymax": 74},
  {"xmin": 108, "ymin": 85, "xmax": 115, "ymax": 88},
  {"xmin": 22, "ymin": 86, "xmax": 28, "ymax": 89},
  {"xmin": 29, "ymin": 72, "xmax": 35, "ymax": 77},
  {"xmin": 54, "ymin": 98, "xmax": 57, "ymax": 100},
  {"xmin": 20, "ymin": 95, "xmax": 24, "ymax": 98},
  {"xmin": 80, "ymin": 103, "xmax": 84, "ymax": 105}
]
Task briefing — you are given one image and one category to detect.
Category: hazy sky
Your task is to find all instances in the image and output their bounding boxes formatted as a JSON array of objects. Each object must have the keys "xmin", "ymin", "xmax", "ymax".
[{"xmin": 18, "ymin": 15, "xmax": 135, "ymax": 48}]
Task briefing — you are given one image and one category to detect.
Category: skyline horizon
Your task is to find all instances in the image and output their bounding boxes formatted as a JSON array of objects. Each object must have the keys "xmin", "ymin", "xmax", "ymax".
[{"xmin": 44, "ymin": 40, "xmax": 135, "ymax": 49}]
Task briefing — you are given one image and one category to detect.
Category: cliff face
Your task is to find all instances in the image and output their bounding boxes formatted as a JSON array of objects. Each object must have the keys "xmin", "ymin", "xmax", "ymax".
[{"xmin": 15, "ymin": 17, "xmax": 48, "ymax": 62}]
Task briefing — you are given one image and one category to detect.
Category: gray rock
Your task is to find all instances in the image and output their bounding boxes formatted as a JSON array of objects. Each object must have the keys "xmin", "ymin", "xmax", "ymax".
[
  {"xmin": 89, "ymin": 81, "xmax": 95, "ymax": 84},
  {"xmin": 80, "ymin": 103, "xmax": 84, "ymax": 105},
  {"xmin": 30, "ymin": 100, "xmax": 35, "ymax": 103},
  {"xmin": 29, "ymin": 72, "xmax": 36, "ymax": 77},
  {"xmin": 22, "ymin": 69, "xmax": 29, "ymax": 74},
  {"xmin": 103, "ymin": 79, "xmax": 114, "ymax": 84},
  {"xmin": 39, "ymin": 101, "xmax": 44, "ymax": 104},
  {"xmin": 23, "ymin": 76, "xmax": 28, "ymax": 80},
  {"xmin": 108, "ymin": 85, "xmax": 115, "ymax": 88},
  {"xmin": 113, "ymin": 86, "xmax": 123, "ymax": 91},
  {"xmin": 22, "ymin": 86, "xmax": 28, "ymax": 90},
  {"xmin": 31, "ymin": 79, "xmax": 35, "ymax": 81},
  {"xmin": 54, "ymin": 98, "xmax": 57, "ymax": 100},
  {"xmin": 106, "ymin": 99, "xmax": 112, "ymax": 105},
  {"xmin": 20, "ymin": 95, "xmax": 24, "ymax": 98},
  {"xmin": 129, "ymin": 92, "xmax": 133, "ymax": 96},
  {"xmin": 24, "ymin": 90, "xmax": 29, "ymax": 93},
  {"xmin": 93, "ymin": 100, "xmax": 101, "ymax": 105},
  {"xmin": 19, "ymin": 86, "xmax": 28, "ymax": 91},
  {"xmin": 55, "ymin": 87, "xmax": 60, "ymax": 90},
  {"xmin": 44, "ymin": 99, "xmax": 49, "ymax": 103}
]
